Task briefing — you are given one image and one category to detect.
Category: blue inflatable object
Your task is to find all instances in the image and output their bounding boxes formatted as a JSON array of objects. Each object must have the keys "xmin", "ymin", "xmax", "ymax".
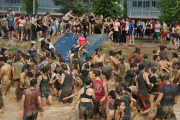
[{"xmin": 54, "ymin": 33, "xmax": 109, "ymax": 64}]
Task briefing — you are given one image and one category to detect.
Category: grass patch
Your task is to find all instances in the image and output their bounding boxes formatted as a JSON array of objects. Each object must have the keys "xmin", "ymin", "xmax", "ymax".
[{"xmin": 135, "ymin": 39, "xmax": 170, "ymax": 44}]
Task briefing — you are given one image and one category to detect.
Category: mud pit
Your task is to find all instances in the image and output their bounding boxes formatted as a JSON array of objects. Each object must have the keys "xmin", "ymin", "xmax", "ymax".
[{"xmin": 0, "ymin": 82, "xmax": 180, "ymax": 120}]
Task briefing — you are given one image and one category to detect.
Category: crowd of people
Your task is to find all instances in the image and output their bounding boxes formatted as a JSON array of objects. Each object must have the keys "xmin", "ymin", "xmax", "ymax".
[
  {"xmin": 0, "ymin": 8, "xmax": 180, "ymax": 120},
  {"xmin": 1, "ymin": 7, "xmax": 180, "ymax": 48}
]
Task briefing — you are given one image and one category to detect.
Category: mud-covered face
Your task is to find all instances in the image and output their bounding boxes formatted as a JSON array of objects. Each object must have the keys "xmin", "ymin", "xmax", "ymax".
[{"xmin": 56, "ymin": 68, "xmax": 61, "ymax": 73}]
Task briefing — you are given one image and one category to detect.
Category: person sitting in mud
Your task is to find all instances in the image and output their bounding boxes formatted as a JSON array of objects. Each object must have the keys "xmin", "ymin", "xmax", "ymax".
[
  {"xmin": 115, "ymin": 84, "xmax": 137, "ymax": 120},
  {"xmin": 71, "ymin": 78, "xmax": 96, "ymax": 120},
  {"xmin": 58, "ymin": 64, "xmax": 74, "ymax": 105},
  {"xmin": 0, "ymin": 80, "xmax": 4, "ymax": 114},
  {"xmin": 106, "ymin": 99, "xmax": 125, "ymax": 120},
  {"xmin": 12, "ymin": 56, "xmax": 23, "ymax": 87},
  {"xmin": 99, "ymin": 90, "xmax": 116, "ymax": 120},
  {"xmin": 20, "ymin": 79, "xmax": 44, "ymax": 120},
  {"xmin": 152, "ymin": 75, "xmax": 178, "ymax": 120},
  {"xmin": 140, "ymin": 54, "xmax": 151, "ymax": 72},
  {"xmin": 124, "ymin": 63, "xmax": 137, "ymax": 87},
  {"xmin": 38, "ymin": 65, "xmax": 53, "ymax": 106},
  {"xmin": 93, "ymin": 49, "xmax": 105, "ymax": 66},
  {"xmin": 0, "ymin": 57, "xmax": 12, "ymax": 96},
  {"xmin": 113, "ymin": 58, "xmax": 126, "ymax": 87},
  {"xmin": 136, "ymin": 64, "xmax": 152, "ymax": 116},
  {"xmin": 151, "ymin": 55, "xmax": 161, "ymax": 72}
]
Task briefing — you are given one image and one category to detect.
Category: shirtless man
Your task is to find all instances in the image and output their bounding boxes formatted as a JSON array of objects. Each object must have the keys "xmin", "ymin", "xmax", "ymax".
[
  {"xmin": 93, "ymin": 49, "xmax": 105, "ymax": 66},
  {"xmin": 48, "ymin": 57, "xmax": 56, "ymax": 72},
  {"xmin": 88, "ymin": 10, "xmax": 95, "ymax": 34},
  {"xmin": 79, "ymin": 11, "xmax": 89, "ymax": 33},
  {"xmin": 110, "ymin": 52, "xmax": 120, "ymax": 71},
  {"xmin": 159, "ymin": 55, "xmax": 169, "ymax": 73},
  {"xmin": 63, "ymin": 10, "xmax": 75, "ymax": 33},
  {"xmin": 160, "ymin": 19, "xmax": 168, "ymax": 46},
  {"xmin": 0, "ymin": 57, "xmax": 12, "ymax": 96},
  {"xmin": 43, "ymin": 12, "xmax": 50, "ymax": 40}
]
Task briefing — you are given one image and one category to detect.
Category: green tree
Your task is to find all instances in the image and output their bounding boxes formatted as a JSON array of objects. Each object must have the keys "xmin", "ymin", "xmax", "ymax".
[
  {"xmin": 21, "ymin": 0, "xmax": 38, "ymax": 14},
  {"xmin": 53, "ymin": 0, "xmax": 91, "ymax": 16},
  {"xmin": 123, "ymin": 0, "xmax": 128, "ymax": 18},
  {"xmin": 172, "ymin": 0, "xmax": 180, "ymax": 22},
  {"xmin": 158, "ymin": 0, "xmax": 179, "ymax": 26},
  {"xmin": 93, "ymin": 0, "xmax": 123, "ymax": 18}
]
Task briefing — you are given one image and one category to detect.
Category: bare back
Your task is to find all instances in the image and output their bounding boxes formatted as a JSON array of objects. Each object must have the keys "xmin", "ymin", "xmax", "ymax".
[{"xmin": 1, "ymin": 63, "xmax": 12, "ymax": 80}]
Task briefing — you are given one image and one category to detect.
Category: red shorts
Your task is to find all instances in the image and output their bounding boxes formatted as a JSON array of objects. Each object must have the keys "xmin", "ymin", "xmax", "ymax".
[
  {"xmin": 137, "ymin": 93, "xmax": 151, "ymax": 109},
  {"xmin": 161, "ymin": 31, "xmax": 168, "ymax": 37}
]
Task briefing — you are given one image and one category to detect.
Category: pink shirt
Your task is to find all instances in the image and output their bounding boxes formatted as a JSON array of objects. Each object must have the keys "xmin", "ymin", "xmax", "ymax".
[
  {"xmin": 114, "ymin": 22, "xmax": 120, "ymax": 31},
  {"xmin": 78, "ymin": 36, "xmax": 87, "ymax": 46}
]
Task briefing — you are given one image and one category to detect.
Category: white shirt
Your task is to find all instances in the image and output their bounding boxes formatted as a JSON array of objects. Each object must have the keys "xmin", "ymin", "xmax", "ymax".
[
  {"xmin": 155, "ymin": 24, "xmax": 161, "ymax": 32},
  {"xmin": 49, "ymin": 43, "xmax": 54, "ymax": 49},
  {"xmin": 125, "ymin": 21, "xmax": 129, "ymax": 31}
]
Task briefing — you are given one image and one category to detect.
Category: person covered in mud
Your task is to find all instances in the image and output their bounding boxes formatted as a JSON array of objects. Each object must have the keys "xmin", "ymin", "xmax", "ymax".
[
  {"xmin": 12, "ymin": 56, "xmax": 23, "ymax": 87},
  {"xmin": 99, "ymin": 90, "xmax": 116, "ymax": 120},
  {"xmin": 151, "ymin": 55, "xmax": 161, "ymax": 72},
  {"xmin": 174, "ymin": 62, "xmax": 180, "ymax": 92},
  {"xmin": 106, "ymin": 99, "xmax": 125, "ymax": 120},
  {"xmin": 110, "ymin": 52, "xmax": 121, "ymax": 71},
  {"xmin": 38, "ymin": 65, "xmax": 53, "ymax": 106},
  {"xmin": 58, "ymin": 64, "xmax": 74, "ymax": 104},
  {"xmin": 48, "ymin": 57, "xmax": 56, "ymax": 73},
  {"xmin": 20, "ymin": 79, "xmax": 44, "ymax": 119},
  {"xmin": 82, "ymin": 56, "xmax": 92, "ymax": 71},
  {"xmin": 158, "ymin": 45, "xmax": 168, "ymax": 60},
  {"xmin": 152, "ymin": 75, "xmax": 178, "ymax": 120},
  {"xmin": 22, "ymin": 58, "xmax": 36, "ymax": 72},
  {"xmin": 124, "ymin": 63, "xmax": 137, "ymax": 87},
  {"xmin": 113, "ymin": 58, "xmax": 126, "ymax": 87},
  {"xmin": 93, "ymin": 70, "xmax": 107, "ymax": 118},
  {"xmin": 140, "ymin": 54, "xmax": 151, "ymax": 72},
  {"xmin": 0, "ymin": 57, "xmax": 12, "ymax": 96},
  {"xmin": 115, "ymin": 84, "xmax": 137, "ymax": 120},
  {"xmin": 79, "ymin": 11, "xmax": 89, "ymax": 34},
  {"xmin": 128, "ymin": 51, "xmax": 141, "ymax": 64},
  {"xmin": 72, "ymin": 78, "xmax": 96, "ymax": 120},
  {"xmin": 159, "ymin": 55, "xmax": 169, "ymax": 73},
  {"xmin": 89, "ymin": 63, "xmax": 98, "ymax": 80},
  {"xmin": 136, "ymin": 64, "xmax": 152, "ymax": 116},
  {"xmin": 93, "ymin": 49, "xmax": 105, "ymax": 66}
]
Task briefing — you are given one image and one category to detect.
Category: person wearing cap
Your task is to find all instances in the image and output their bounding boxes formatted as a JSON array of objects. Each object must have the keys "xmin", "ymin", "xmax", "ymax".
[{"xmin": 128, "ymin": 51, "xmax": 141, "ymax": 64}]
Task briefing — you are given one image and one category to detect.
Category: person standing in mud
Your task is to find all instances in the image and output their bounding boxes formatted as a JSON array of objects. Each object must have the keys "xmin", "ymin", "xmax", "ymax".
[
  {"xmin": 124, "ymin": 63, "xmax": 137, "ymax": 87},
  {"xmin": 136, "ymin": 64, "xmax": 152, "ymax": 116},
  {"xmin": 160, "ymin": 19, "xmax": 168, "ymax": 46},
  {"xmin": 0, "ymin": 57, "xmax": 12, "ymax": 96},
  {"xmin": 38, "ymin": 65, "xmax": 53, "ymax": 106},
  {"xmin": 152, "ymin": 75, "xmax": 177, "ymax": 120},
  {"xmin": 93, "ymin": 49, "xmax": 105, "ymax": 66},
  {"xmin": 151, "ymin": 55, "xmax": 161, "ymax": 72},
  {"xmin": 20, "ymin": 79, "xmax": 44, "ymax": 120},
  {"xmin": 140, "ymin": 54, "xmax": 151, "ymax": 72},
  {"xmin": 59, "ymin": 64, "xmax": 73, "ymax": 105},
  {"xmin": 72, "ymin": 78, "xmax": 96, "ymax": 120}
]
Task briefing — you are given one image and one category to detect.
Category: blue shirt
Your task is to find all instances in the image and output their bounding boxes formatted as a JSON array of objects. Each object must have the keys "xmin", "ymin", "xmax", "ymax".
[
  {"xmin": 58, "ymin": 19, "xmax": 63, "ymax": 26},
  {"xmin": 6, "ymin": 16, "xmax": 14, "ymax": 27},
  {"xmin": 83, "ymin": 52, "xmax": 90, "ymax": 63},
  {"xmin": 36, "ymin": 62, "xmax": 46, "ymax": 72},
  {"xmin": 27, "ymin": 49, "xmax": 37, "ymax": 56},
  {"xmin": 130, "ymin": 23, "xmax": 134, "ymax": 34}
]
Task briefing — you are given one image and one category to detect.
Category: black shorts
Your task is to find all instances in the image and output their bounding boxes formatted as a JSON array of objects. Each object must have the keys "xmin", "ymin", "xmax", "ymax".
[
  {"xmin": 23, "ymin": 111, "xmax": 38, "ymax": 120},
  {"xmin": 172, "ymin": 33, "xmax": 177, "ymax": 38},
  {"xmin": 9, "ymin": 26, "xmax": 14, "ymax": 31},
  {"xmin": 64, "ymin": 20, "xmax": 69, "ymax": 23},
  {"xmin": 79, "ymin": 102, "xmax": 93, "ymax": 120},
  {"xmin": 93, "ymin": 100, "xmax": 100, "ymax": 115},
  {"xmin": 15, "ymin": 86, "xmax": 26, "ymax": 100},
  {"xmin": 177, "ymin": 34, "xmax": 180, "ymax": 39},
  {"xmin": 40, "ymin": 88, "xmax": 51, "ymax": 98},
  {"xmin": 116, "ymin": 77, "xmax": 123, "ymax": 83},
  {"xmin": 125, "ymin": 31, "xmax": 130, "ymax": 36},
  {"xmin": 151, "ymin": 29, "xmax": 155, "ymax": 33},
  {"xmin": 156, "ymin": 106, "xmax": 176, "ymax": 120},
  {"xmin": 89, "ymin": 20, "xmax": 95, "ymax": 24}
]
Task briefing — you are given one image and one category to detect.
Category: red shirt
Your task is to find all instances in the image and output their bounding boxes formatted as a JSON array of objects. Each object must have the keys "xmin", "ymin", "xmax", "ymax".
[
  {"xmin": 78, "ymin": 36, "xmax": 87, "ymax": 46},
  {"xmin": 151, "ymin": 21, "xmax": 156, "ymax": 30},
  {"xmin": 16, "ymin": 17, "xmax": 20, "ymax": 26},
  {"xmin": 93, "ymin": 79, "xmax": 104, "ymax": 101},
  {"xmin": 122, "ymin": 22, "xmax": 126, "ymax": 29},
  {"xmin": 128, "ymin": 56, "xmax": 141, "ymax": 64},
  {"xmin": 22, "ymin": 89, "xmax": 41, "ymax": 113},
  {"xmin": 158, "ymin": 82, "xmax": 164, "ymax": 92}
]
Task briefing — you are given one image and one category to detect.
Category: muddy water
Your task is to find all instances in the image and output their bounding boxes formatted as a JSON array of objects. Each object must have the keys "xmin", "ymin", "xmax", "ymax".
[{"xmin": 0, "ymin": 80, "xmax": 180, "ymax": 120}]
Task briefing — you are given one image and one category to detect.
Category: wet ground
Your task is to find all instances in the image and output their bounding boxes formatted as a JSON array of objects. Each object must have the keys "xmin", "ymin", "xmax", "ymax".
[{"xmin": 0, "ymin": 79, "xmax": 180, "ymax": 120}]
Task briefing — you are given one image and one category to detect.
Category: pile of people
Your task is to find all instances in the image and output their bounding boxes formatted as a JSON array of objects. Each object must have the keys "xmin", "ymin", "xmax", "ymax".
[{"xmin": 0, "ymin": 31, "xmax": 179, "ymax": 120}]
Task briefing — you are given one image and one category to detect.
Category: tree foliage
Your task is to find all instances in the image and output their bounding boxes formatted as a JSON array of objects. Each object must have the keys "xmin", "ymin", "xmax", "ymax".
[
  {"xmin": 158, "ymin": 0, "xmax": 179, "ymax": 26},
  {"xmin": 123, "ymin": 0, "xmax": 128, "ymax": 18},
  {"xmin": 53, "ymin": 0, "xmax": 91, "ymax": 16},
  {"xmin": 21, "ymin": 0, "xmax": 38, "ymax": 14},
  {"xmin": 92, "ymin": 0, "xmax": 123, "ymax": 18}
]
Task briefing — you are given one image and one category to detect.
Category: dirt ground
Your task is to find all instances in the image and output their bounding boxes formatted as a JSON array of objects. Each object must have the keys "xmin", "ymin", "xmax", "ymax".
[{"xmin": 0, "ymin": 35, "xmax": 180, "ymax": 120}]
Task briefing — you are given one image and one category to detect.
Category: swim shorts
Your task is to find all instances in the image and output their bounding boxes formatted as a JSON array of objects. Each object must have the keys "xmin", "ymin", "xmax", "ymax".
[
  {"xmin": 79, "ymin": 102, "xmax": 93, "ymax": 119},
  {"xmin": 137, "ymin": 93, "xmax": 151, "ymax": 109},
  {"xmin": 156, "ymin": 106, "xmax": 176, "ymax": 120},
  {"xmin": 23, "ymin": 111, "xmax": 38, "ymax": 120},
  {"xmin": 1, "ymin": 80, "xmax": 11, "ymax": 93}
]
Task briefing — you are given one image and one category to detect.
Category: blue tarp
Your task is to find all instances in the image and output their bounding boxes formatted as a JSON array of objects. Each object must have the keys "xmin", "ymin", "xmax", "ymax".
[{"xmin": 54, "ymin": 33, "xmax": 109, "ymax": 64}]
